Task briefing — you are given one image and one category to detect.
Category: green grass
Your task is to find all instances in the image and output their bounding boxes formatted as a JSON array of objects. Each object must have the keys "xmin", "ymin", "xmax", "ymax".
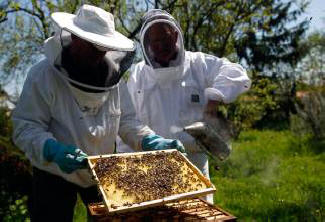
[
  {"xmin": 210, "ymin": 130, "xmax": 325, "ymax": 221},
  {"xmin": 73, "ymin": 130, "xmax": 324, "ymax": 221},
  {"xmin": 73, "ymin": 195, "xmax": 87, "ymax": 222}
]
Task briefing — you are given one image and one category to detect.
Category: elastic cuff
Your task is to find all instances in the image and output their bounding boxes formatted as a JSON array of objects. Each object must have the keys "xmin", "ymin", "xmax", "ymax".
[{"xmin": 204, "ymin": 88, "xmax": 224, "ymax": 102}]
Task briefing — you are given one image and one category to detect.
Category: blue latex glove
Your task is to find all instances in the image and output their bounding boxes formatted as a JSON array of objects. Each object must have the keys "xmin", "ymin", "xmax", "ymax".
[
  {"xmin": 43, "ymin": 139, "xmax": 88, "ymax": 174},
  {"xmin": 142, "ymin": 135, "xmax": 186, "ymax": 153}
]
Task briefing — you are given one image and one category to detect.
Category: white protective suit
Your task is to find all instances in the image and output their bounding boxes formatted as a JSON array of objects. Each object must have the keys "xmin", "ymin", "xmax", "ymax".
[
  {"xmin": 12, "ymin": 33, "xmax": 154, "ymax": 187},
  {"xmin": 117, "ymin": 10, "xmax": 251, "ymax": 202}
]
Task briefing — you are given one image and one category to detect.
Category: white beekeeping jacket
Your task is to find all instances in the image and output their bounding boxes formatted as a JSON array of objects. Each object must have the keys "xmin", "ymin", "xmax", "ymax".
[
  {"xmin": 118, "ymin": 10, "xmax": 251, "ymax": 154},
  {"xmin": 12, "ymin": 34, "xmax": 153, "ymax": 188}
]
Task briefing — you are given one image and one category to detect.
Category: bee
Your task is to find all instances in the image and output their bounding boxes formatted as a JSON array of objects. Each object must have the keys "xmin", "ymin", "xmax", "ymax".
[{"xmin": 111, "ymin": 204, "xmax": 118, "ymax": 209}]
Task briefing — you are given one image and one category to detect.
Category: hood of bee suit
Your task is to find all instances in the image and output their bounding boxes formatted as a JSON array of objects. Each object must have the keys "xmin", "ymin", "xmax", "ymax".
[
  {"xmin": 139, "ymin": 9, "xmax": 185, "ymax": 84},
  {"xmin": 44, "ymin": 29, "xmax": 135, "ymax": 92}
]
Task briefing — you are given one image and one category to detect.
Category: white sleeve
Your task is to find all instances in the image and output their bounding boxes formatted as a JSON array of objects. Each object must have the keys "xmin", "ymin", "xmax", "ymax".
[
  {"xmin": 199, "ymin": 53, "xmax": 251, "ymax": 103},
  {"xmin": 12, "ymin": 63, "xmax": 56, "ymax": 165},
  {"xmin": 118, "ymin": 80, "xmax": 154, "ymax": 151}
]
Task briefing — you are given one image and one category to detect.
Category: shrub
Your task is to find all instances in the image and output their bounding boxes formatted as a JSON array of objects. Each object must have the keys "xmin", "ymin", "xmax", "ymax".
[
  {"xmin": 292, "ymin": 89, "xmax": 325, "ymax": 140},
  {"xmin": 0, "ymin": 108, "xmax": 32, "ymax": 221},
  {"xmin": 222, "ymin": 75, "xmax": 279, "ymax": 138}
]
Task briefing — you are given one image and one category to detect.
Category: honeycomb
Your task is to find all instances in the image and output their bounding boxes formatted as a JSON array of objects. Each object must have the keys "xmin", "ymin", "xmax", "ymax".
[{"xmin": 90, "ymin": 151, "xmax": 210, "ymax": 210}]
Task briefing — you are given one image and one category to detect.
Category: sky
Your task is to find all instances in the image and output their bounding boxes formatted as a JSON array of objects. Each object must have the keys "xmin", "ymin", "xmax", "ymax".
[{"xmin": 306, "ymin": 0, "xmax": 325, "ymax": 32}]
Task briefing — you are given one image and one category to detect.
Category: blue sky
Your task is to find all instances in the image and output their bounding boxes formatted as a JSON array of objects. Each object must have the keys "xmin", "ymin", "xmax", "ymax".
[{"xmin": 306, "ymin": 0, "xmax": 325, "ymax": 32}]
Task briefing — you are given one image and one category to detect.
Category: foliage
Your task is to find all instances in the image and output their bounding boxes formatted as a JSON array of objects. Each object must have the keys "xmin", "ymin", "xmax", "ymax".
[
  {"xmin": 251, "ymin": 31, "xmax": 325, "ymax": 134},
  {"xmin": 253, "ymin": 76, "xmax": 297, "ymax": 131},
  {"xmin": 0, "ymin": 108, "xmax": 32, "ymax": 221},
  {"xmin": 0, "ymin": 0, "xmax": 126, "ymax": 86},
  {"xmin": 231, "ymin": 31, "xmax": 325, "ymax": 134},
  {"xmin": 0, "ymin": 0, "xmax": 311, "ymax": 139},
  {"xmin": 73, "ymin": 195, "xmax": 87, "ymax": 222},
  {"xmin": 0, "ymin": 0, "xmax": 309, "ymax": 89},
  {"xmin": 0, "ymin": 0, "xmax": 312, "ymax": 137},
  {"xmin": 291, "ymin": 89, "xmax": 325, "ymax": 140},
  {"xmin": 220, "ymin": 74, "xmax": 279, "ymax": 137},
  {"xmin": 2, "ymin": 196, "xmax": 29, "ymax": 222},
  {"xmin": 171, "ymin": 0, "xmax": 309, "ymax": 71},
  {"xmin": 295, "ymin": 31, "xmax": 325, "ymax": 87},
  {"xmin": 210, "ymin": 130, "xmax": 325, "ymax": 221},
  {"xmin": 288, "ymin": 31, "xmax": 325, "ymax": 140}
]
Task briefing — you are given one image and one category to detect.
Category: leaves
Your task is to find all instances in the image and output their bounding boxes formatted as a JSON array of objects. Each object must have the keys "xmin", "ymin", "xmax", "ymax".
[
  {"xmin": 0, "ymin": 0, "xmax": 310, "ymax": 89},
  {"xmin": 0, "ymin": 0, "xmax": 313, "ymax": 136},
  {"xmin": 9, "ymin": 2, "xmax": 20, "ymax": 10}
]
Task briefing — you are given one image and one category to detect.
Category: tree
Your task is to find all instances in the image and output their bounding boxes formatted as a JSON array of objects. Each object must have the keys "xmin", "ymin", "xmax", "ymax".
[
  {"xmin": 290, "ymin": 31, "xmax": 325, "ymax": 140},
  {"xmin": 171, "ymin": 0, "xmax": 309, "ymax": 71},
  {"xmin": 295, "ymin": 31, "xmax": 325, "ymax": 86},
  {"xmin": 0, "ymin": 1, "xmax": 126, "ymax": 87},
  {"xmin": 0, "ymin": 0, "xmax": 310, "ymax": 91}
]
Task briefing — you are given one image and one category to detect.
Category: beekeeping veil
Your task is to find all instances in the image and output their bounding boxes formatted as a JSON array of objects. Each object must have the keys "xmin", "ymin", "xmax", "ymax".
[
  {"xmin": 140, "ymin": 9, "xmax": 185, "ymax": 83},
  {"xmin": 49, "ymin": 4, "xmax": 135, "ymax": 91}
]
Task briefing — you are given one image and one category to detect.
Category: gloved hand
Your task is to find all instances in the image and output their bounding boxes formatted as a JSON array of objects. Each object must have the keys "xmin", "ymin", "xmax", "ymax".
[
  {"xmin": 43, "ymin": 139, "xmax": 88, "ymax": 174},
  {"xmin": 142, "ymin": 134, "xmax": 186, "ymax": 153}
]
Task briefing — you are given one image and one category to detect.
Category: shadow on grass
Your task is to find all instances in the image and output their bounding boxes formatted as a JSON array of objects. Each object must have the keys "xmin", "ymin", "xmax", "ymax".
[
  {"xmin": 246, "ymin": 201, "xmax": 322, "ymax": 221},
  {"xmin": 307, "ymin": 138, "xmax": 325, "ymax": 155},
  {"xmin": 289, "ymin": 135, "xmax": 325, "ymax": 155}
]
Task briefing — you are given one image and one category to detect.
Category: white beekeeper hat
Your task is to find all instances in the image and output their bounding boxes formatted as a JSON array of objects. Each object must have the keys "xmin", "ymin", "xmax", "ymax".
[{"xmin": 51, "ymin": 4, "xmax": 134, "ymax": 51}]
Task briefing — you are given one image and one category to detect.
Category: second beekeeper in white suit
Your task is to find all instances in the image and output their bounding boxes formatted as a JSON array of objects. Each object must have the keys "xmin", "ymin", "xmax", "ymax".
[{"xmin": 118, "ymin": 9, "xmax": 251, "ymax": 204}]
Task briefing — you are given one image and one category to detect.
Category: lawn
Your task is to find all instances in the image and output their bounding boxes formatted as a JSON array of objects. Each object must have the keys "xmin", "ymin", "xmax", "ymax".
[
  {"xmin": 210, "ymin": 130, "xmax": 324, "ymax": 221},
  {"xmin": 73, "ymin": 130, "xmax": 324, "ymax": 221}
]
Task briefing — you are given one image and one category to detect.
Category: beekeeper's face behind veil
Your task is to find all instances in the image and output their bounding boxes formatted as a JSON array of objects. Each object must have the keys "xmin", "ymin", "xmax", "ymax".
[
  {"xmin": 67, "ymin": 34, "xmax": 107, "ymax": 68},
  {"xmin": 145, "ymin": 23, "xmax": 178, "ymax": 67},
  {"xmin": 49, "ymin": 4, "xmax": 135, "ymax": 92},
  {"xmin": 140, "ymin": 9, "xmax": 185, "ymax": 83}
]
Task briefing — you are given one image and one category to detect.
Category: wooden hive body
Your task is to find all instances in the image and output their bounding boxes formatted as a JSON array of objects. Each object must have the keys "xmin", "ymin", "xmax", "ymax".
[{"xmin": 88, "ymin": 198, "xmax": 237, "ymax": 221}]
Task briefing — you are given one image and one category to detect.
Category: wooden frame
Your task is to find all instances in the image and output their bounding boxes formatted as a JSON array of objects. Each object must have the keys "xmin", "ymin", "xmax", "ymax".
[
  {"xmin": 88, "ymin": 198, "xmax": 237, "ymax": 221},
  {"xmin": 87, "ymin": 150, "xmax": 216, "ymax": 214}
]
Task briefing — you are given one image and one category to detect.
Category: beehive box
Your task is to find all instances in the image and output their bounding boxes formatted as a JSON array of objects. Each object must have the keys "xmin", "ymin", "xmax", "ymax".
[
  {"xmin": 88, "ymin": 150, "xmax": 215, "ymax": 214},
  {"xmin": 88, "ymin": 198, "xmax": 236, "ymax": 221}
]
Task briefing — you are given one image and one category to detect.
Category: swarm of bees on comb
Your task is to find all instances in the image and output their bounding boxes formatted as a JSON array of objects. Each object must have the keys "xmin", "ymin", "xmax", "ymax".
[{"xmin": 92, "ymin": 151, "xmax": 208, "ymax": 209}]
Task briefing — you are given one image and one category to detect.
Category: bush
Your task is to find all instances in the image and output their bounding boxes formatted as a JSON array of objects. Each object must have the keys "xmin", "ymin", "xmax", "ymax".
[
  {"xmin": 0, "ymin": 108, "xmax": 32, "ymax": 221},
  {"xmin": 222, "ymin": 75, "xmax": 279, "ymax": 138},
  {"xmin": 292, "ymin": 89, "xmax": 325, "ymax": 140}
]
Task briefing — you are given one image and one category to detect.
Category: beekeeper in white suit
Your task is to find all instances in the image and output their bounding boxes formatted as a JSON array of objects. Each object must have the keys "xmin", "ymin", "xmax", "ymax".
[
  {"xmin": 118, "ymin": 9, "xmax": 251, "ymax": 204},
  {"xmin": 12, "ymin": 5, "xmax": 184, "ymax": 221}
]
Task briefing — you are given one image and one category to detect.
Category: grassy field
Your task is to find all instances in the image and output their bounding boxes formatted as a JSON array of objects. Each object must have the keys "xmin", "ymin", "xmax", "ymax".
[
  {"xmin": 210, "ymin": 130, "xmax": 324, "ymax": 221},
  {"xmin": 73, "ymin": 130, "xmax": 324, "ymax": 221}
]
